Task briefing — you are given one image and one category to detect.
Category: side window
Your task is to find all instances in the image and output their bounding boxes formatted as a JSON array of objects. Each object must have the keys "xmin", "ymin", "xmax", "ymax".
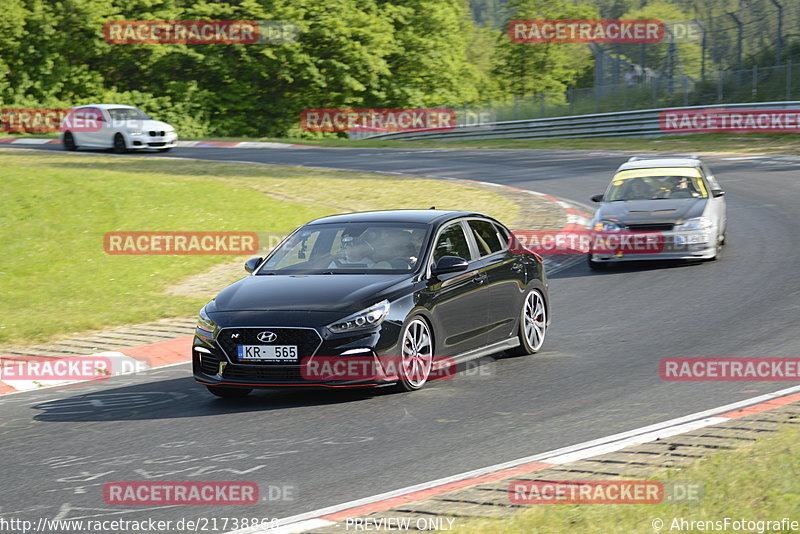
[
  {"xmin": 468, "ymin": 220, "xmax": 504, "ymax": 256},
  {"xmin": 433, "ymin": 223, "xmax": 472, "ymax": 263},
  {"xmin": 84, "ymin": 108, "xmax": 104, "ymax": 122}
]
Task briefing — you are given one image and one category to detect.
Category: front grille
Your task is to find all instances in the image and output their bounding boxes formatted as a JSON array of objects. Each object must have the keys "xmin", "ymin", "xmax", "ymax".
[
  {"xmin": 147, "ymin": 142, "xmax": 167, "ymax": 147},
  {"xmin": 626, "ymin": 223, "xmax": 675, "ymax": 232},
  {"xmin": 223, "ymin": 365, "xmax": 303, "ymax": 381},
  {"xmin": 216, "ymin": 327, "xmax": 323, "ymax": 365},
  {"xmin": 149, "ymin": 130, "xmax": 165, "ymax": 137}
]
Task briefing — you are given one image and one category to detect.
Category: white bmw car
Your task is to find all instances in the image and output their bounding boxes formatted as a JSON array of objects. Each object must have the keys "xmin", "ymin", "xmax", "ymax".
[{"xmin": 59, "ymin": 104, "xmax": 177, "ymax": 153}]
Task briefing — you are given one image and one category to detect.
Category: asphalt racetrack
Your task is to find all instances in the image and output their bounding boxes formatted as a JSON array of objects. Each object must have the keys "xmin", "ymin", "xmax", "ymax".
[{"xmin": 2, "ymin": 144, "xmax": 799, "ymax": 529}]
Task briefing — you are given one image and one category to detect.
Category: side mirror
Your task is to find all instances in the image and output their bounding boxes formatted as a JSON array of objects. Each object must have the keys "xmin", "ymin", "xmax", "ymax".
[
  {"xmin": 244, "ymin": 257, "xmax": 263, "ymax": 273},
  {"xmin": 591, "ymin": 194, "xmax": 604, "ymax": 203},
  {"xmin": 432, "ymin": 256, "xmax": 469, "ymax": 275},
  {"xmin": 712, "ymin": 189, "xmax": 725, "ymax": 197}
]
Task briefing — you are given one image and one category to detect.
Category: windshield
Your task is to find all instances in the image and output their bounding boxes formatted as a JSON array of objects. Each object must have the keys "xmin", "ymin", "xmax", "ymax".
[
  {"xmin": 106, "ymin": 107, "xmax": 151, "ymax": 121},
  {"xmin": 606, "ymin": 172, "xmax": 708, "ymax": 201},
  {"xmin": 259, "ymin": 222, "xmax": 429, "ymax": 274}
]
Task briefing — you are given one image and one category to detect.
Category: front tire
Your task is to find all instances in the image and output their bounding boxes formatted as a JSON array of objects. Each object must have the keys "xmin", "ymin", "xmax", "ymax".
[
  {"xmin": 395, "ymin": 316, "xmax": 434, "ymax": 392},
  {"xmin": 708, "ymin": 229, "xmax": 726, "ymax": 261},
  {"xmin": 508, "ymin": 289, "xmax": 547, "ymax": 356},
  {"xmin": 63, "ymin": 132, "xmax": 77, "ymax": 151},
  {"xmin": 587, "ymin": 254, "xmax": 607, "ymax": 271},
  {"xmin": 112, "ymin": 133, "xmax": 128, "ymax": 154},
  {"xmin": 206, "ymin": 385, "xmax": 252, "ymax": 398}
]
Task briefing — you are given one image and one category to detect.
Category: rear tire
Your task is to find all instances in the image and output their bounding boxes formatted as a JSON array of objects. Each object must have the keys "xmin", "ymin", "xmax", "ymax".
[
  {"xmin": 63, "ymin": 132, "xmax": 77, "ymax": 151},
  {"xmin": 112, "ymin": 133, "xmax": 128, "ymax": 154},
  {"xmin": 507, "ymin": 289, "xmax": 547, "ymax": 356},
  {"xmin": 206, "ymin": 385, "xmax": 252, "ymax": 398}
]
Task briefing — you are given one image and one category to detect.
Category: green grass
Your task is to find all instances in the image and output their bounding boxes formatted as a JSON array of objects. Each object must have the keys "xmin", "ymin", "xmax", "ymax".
[
  {"xmin": 5, "ymin": 130, "xmax": 800, "ymax": 154},
  {"xmin": 453, "ymin": 423, "xmax": 800, "ymax": 534},
  {"xmin": 0, "ymin": 151, "xmax": 517, "ymax": 345},
  {"xmin": 187, "ymin": 132, "xmax": 800, "ymax": 154}
]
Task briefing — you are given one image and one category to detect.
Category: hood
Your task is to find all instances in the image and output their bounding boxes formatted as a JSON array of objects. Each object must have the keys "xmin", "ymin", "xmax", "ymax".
[
  {"xmin": 120, "ymin": 119, "xmax": 173, "ymax": 131},
  {"xmin": 597, "ymin": 198, "xmax": 707, "ymax": 225},
  {"xmin": 209, "ymin": 273, "xmax": 413, "ymax": 314}
]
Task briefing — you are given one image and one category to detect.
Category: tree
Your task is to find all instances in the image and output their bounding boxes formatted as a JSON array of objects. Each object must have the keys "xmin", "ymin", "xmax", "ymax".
[{"xmin": 493, "ymin": 0, "xmax": 597, "ymax": 97}]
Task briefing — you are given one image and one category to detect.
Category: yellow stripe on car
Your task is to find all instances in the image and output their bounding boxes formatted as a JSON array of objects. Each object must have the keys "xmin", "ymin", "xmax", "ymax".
[{"xmin": 612, "ymin": 167, "xmax": 708, "ymax": 197}]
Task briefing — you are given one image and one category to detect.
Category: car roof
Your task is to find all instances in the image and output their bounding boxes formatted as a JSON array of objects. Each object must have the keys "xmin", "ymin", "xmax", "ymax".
[
  {"xmin": 617, "ymin": 157, "xmax": 703, "ymax": 172},
  {"xmin": 306, "ymin": 209, "xmax": 488, "ymax": 226},
  {"xmin": 73, "ymin": 104, "xmax": 138, "ymax": 110}
]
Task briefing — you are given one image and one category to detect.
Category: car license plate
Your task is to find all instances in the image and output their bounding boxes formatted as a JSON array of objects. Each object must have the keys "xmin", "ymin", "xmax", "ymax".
[
  {"xmin": 237, "ymin": 345, "xmax": 298, "ymax": 362},
  {"xmin": 674, "ymin": 234, "xmax": 708, "ymax": 246}
]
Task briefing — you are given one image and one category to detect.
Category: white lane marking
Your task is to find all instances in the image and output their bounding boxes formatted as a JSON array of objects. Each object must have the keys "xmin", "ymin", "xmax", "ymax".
[
  {"xmin": 10, "ymin": 138, "xmax": 54, "ymax": 144},
  {"xmin": 225, "ymin": 383, "xmax": 800, "ymax": 534},
  {"xmin": 545, "ymin": 416, "xmax": 729, "ymax": 464},
  {"xmin": 261, "ymin": 520, "xmax": 335, "ymax": 534}
]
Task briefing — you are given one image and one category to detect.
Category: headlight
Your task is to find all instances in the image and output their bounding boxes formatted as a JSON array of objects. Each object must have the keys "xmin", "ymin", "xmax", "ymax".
[
  {"xmin": 328, "ymin": 300, "xmax": 390, "ymax": 334},
  {"xmin": 675, "ymin": 217, "xmax": 714, "ymax": 231},
  {"xmin": 129, "ymin": 131, "xmax": 144, "ymax": 136},
  {"xmin": 197, "ymin": 306, "xmax": 218, "ymax": 336},
  {"xmin": 593, "ymin": 220, "xmax": 622, "ymax": 232}
]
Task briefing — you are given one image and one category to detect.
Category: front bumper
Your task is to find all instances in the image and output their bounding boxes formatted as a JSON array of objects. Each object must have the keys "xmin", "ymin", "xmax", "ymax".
[
  {"xmin": 589, "ymin": 230, "xmax": 717, "ymax": 262},
  {"xmin": 130, "ymin": 132, "xmax": 177, "ymax": 149},
  {"xmin": 192, "ymin": 323, "xmax": 404, "ymax": 389}
]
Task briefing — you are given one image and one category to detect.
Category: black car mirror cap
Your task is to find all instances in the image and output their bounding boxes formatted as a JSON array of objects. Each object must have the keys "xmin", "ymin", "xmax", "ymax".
[
  {"xmin": 712, "ymin": 189, "xmax": 725, "ymax": 197},
  {"xmin": 432, "ymin": 255, "xmax": 469, "ymax": 275},
  {"xmin": 591, "ymin": 194, "xmax": 604, "ymax": 203},
  {"xmin": 244, "ymin": 257, "xmax": 263, "ymax": 273}
]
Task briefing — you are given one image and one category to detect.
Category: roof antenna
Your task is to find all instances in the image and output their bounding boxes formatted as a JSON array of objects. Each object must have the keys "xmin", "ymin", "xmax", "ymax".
[{"xmin": 429, "ymin": 206, "xmax": 436, "ymax": 209}]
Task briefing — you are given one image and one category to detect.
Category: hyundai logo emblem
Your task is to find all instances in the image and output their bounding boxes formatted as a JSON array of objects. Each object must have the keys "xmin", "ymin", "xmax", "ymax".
[{"xmin": 257, "ymin": 331, "xmax": 277, "ymax": 343}]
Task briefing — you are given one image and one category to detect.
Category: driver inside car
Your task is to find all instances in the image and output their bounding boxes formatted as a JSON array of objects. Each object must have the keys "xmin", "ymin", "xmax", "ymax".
[
  {"xmin": 329, "ymin": 234, "xmax": 391, "ymax": 269},
  {"xmin": 667, "ymin": 177, "xmax": 701, "ymax": 199}
]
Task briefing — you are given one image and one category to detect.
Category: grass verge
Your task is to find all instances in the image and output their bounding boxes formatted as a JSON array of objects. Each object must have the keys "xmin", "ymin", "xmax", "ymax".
[
  {"xmin": 453, "ymin": 423, "xmax": 800, "ymax": 534},
  {"xmin": 4, "ymin": 132, "xmax": 800, "ymax": 154},
  {"xmin": 189, "ymin": 132, "xmax": 800, "ymax": 155},
  {"xmin": 0, "ymin": 150, "xmax": 517, "ymax": 344}
]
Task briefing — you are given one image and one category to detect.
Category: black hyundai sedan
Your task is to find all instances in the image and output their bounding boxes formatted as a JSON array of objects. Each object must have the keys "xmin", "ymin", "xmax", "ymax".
[{"xmin": 193, "ymin": 210, "xmax": 550, "ymax": 397}]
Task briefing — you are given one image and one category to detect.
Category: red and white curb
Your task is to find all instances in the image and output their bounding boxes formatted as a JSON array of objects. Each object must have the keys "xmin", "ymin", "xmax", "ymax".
[
  {"xmin": 227, "ymin": 385, "xmax": 800, "ymax": 534},
  {"xmin": 0, "ymin": 138, "xmax": 317, "ymax": 149},
  {"xmin": 0, "ymin": 336, "xmax": 193, "ymax": 395}
]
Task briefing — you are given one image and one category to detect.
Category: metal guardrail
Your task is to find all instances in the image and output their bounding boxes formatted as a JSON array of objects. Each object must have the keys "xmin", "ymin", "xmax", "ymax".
[{"xmin": 367, "ymin": 101, "xmax": 800, "ymax": 141}]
